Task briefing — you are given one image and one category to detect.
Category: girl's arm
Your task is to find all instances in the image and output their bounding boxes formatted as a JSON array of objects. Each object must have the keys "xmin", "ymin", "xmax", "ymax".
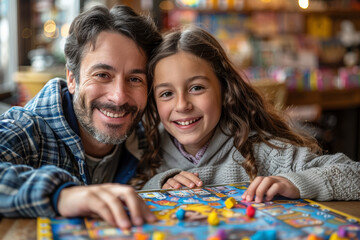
[
  {"xmin": 278, "ymin": 151, "xmax": 360, "ymax": 201},
  {"xmin": 246, "ymin": 142, "xmax": 360, "ymax": 201}
]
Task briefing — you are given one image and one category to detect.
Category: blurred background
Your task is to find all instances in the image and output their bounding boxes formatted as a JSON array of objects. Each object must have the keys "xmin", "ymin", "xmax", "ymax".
[{"xmin": 0, "ymin": 0, "xmax": 359, "ymax": 161}]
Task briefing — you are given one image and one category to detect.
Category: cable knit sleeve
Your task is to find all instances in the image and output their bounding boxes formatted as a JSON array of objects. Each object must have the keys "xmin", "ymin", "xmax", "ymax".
[
  {"xmin": 142, "ymin": 168, "xmax": 183, "ymax": 190},
  {"xmin": 256, "ymin": 142, "xmax": 360, "ymax": 201}
]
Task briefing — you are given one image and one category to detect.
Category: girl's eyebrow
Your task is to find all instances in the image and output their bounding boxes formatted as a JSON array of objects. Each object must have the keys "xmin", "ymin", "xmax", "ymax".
[
  {"xmin": 154, "ymin": 82, "xmax": 171, "ymax": 90},
  {"xmin": 154, "ymin": 75, "xmax": 209, "ymax": 90}
]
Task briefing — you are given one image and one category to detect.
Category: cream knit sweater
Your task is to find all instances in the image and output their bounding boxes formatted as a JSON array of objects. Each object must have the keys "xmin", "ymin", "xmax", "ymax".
[{"xmin": 137, "ymin": 127, "xmax": 360, "ymax": 201}]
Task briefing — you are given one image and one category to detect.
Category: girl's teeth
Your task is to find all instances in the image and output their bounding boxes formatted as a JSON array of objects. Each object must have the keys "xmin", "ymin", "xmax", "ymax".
[{"xmin": 177, "ymin": 118, "xmax": 199, "ymax": 126}]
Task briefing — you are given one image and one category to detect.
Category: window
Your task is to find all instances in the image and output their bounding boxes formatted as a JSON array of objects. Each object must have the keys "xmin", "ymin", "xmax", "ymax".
[{"xmin": 0, "ymin": 0, "xmax": 17, "ymax": 94}]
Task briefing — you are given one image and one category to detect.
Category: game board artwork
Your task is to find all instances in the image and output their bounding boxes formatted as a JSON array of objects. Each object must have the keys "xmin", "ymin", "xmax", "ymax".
[{"xmin": 37, "ymin": 182, "xmax": 360, "ymax": 240}]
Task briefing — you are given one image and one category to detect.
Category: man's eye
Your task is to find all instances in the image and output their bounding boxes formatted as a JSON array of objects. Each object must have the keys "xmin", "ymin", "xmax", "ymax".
[
  {"xmin": 129, "ymin": 77, "xmax": 142, "ymax": 83},
  {"xmin": 96, "ymin": 73, "xmax": 109, "ymax": 78}
]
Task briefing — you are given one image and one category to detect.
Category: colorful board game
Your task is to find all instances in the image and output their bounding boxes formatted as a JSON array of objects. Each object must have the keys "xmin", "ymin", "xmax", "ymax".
[{"xmin": 37, "ymin": 182, "xmax": 360, "ymax": 240}]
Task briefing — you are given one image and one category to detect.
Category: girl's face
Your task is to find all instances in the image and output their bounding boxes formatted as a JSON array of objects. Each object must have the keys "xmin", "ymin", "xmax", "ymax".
[{"xmin": 153, "ymin": 51, "xmax": 222, "ymax": 156}]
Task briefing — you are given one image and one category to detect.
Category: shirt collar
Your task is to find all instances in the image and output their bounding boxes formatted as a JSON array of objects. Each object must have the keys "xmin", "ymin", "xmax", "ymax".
[{"xmin": 173, "ymin": 137, "xmax": 210, "ymax": 165}]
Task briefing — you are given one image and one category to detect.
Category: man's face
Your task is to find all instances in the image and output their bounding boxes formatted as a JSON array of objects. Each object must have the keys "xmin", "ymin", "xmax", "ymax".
[{"xmin": 67, "ymin": 31, "xmax": 147, "ymax": 145}]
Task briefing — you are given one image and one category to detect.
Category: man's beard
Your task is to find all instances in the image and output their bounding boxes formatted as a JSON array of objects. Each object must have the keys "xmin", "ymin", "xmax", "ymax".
[{"xmin": 72, "ymin": 88, "xmax": 143, "ymax": 145}]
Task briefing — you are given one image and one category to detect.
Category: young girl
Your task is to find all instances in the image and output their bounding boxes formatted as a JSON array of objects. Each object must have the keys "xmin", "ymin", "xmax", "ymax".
[{"xmin": 131, "ymin": 26, "xmax": 360, "ymax": 202}]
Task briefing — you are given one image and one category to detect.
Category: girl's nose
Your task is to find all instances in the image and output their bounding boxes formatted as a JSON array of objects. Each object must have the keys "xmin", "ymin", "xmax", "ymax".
[{"xmin": 175, "ymin": 95, "xmax": 193, "ymax": 112}]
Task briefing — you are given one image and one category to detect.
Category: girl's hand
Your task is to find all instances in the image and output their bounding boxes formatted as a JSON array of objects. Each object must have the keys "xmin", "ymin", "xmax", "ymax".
[
  {"xmin": 162, "ymin": 171, "xmax": 203, "ymax": 189},
  {"xmin": 242, "ymin": 176, "xmax": 300, "ymax": 202}
]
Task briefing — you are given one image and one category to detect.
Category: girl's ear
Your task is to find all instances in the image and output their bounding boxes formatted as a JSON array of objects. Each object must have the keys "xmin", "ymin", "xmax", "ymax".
[{"xmin": 66, "ymin": 69, "xmax": 76, "ymax": 94}]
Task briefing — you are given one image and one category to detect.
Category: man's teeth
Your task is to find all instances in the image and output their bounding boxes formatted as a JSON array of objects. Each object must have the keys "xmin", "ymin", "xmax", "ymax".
[
  {"xmin": 176, "ymin": 118, "xmax": 199, "ymax": 126},
  {"xmin": 100, "ymin": 109, "xmax": 126, "ymax": 118}
]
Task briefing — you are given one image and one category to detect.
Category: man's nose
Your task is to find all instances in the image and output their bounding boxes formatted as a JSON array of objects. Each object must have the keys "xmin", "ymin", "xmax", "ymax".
[{"xmin": 108, "ymin": 79, "xmax": 129, "ymax": 105}]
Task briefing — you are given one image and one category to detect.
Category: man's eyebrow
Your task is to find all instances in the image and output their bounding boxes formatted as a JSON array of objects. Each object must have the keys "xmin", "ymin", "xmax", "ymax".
[
  {"xmin": 89, "ymin": 63, "xmax": 116, "ymax": 72},
  {"xmin": 89, "ymin": 64, "xmax": 146, "ymax": 75},
  {"xmin": 130, "ymin": 68, "xmax": 146, "ymax": 74}
]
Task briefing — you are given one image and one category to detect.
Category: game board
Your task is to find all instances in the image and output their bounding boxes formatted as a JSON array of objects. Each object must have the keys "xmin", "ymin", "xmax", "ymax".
[{"xmin": 37, "ymin": 182, "xmax": 360, "ymax": 239}]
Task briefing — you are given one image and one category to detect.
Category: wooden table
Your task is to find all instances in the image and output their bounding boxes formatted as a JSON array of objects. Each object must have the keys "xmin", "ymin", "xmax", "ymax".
[{"xmin": 1, "ymin": 201, "xmax": 359, "ymax": 240}]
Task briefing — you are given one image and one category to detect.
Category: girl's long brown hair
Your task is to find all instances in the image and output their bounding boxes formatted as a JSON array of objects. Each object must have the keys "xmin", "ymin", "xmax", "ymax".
[{"xmin": 132, "ymin": 25, "xmax": 321, "ymax": 189}]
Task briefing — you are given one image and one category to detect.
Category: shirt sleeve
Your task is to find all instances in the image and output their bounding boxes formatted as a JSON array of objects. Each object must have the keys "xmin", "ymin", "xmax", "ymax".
[
  {"xmin": 268, "ymin": 143, "xmax": 360, "ymax": 201},
  {"xmin": 0, "ymin": 110, "xmax": 81, "ymax": 217},
  {"xmin": 0, "ymin": 162, "xmax": 80, "ymax": 217}
]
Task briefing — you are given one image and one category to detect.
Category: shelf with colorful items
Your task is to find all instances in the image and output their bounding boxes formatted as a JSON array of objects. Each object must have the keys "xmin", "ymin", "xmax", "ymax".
[
  {"xmin": 158, "ymin": 0, "xmax": 360, "ymax": 68},
  {"xmin": 247, "ymin": 66, "xmax": 360, "ymax": 92},
  {"xmin": 157, "ymin": 0, "xmax": 360, "ymax": 13},
  {"xmin": 247, "ymin": 66, "xmax": 360, "ymax": 110},
  {"xmin": 157, "ymin": 0, "xmax": 360, "ymax": 30}
]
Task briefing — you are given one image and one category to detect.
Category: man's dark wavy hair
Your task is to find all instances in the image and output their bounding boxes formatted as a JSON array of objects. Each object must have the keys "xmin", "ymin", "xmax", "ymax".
[{"xmin": 64, "ymin": 4, "xmax": 162, "ymax": 93}]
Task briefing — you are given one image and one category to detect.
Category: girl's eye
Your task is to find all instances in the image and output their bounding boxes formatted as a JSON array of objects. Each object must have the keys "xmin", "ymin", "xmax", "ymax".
[
  {"xmin": 190, "ymin": 85, "xmax": 204, "ymax": 92},
  {"xmin": 159, "ymin": 91, "xmax": 173, "ymax": 98}
]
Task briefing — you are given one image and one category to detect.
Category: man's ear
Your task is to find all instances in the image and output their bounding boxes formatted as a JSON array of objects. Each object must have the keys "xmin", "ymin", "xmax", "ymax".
[{"xmin": 67, "ymin": 69, "xmax": 76, "ymax": 94}]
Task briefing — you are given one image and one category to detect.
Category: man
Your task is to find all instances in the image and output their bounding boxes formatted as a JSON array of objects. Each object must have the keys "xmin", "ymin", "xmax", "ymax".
[{"xmin": 0, "ymin": 5, "xmax": 162, "ymax": 229}]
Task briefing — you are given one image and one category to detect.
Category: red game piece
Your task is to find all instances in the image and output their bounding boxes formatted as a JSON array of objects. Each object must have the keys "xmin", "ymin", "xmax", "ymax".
[{"xmin": 246, "ymin": 205, "xmax": 256, "ymax": 218}]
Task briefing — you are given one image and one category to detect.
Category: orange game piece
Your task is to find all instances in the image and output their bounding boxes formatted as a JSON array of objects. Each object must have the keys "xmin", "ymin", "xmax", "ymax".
[
  {"xmin": 207, "ymin": 236, "xmax": 221, "ymax": 240},
  {"xmin": 246, "ymin": 205, "xmax": 256, "ymax": 218},
  {"xmin": 134, "ymin": 232, "xmax": 148, "ymax": 240},
  {"xmin": 307, "ymin": 234, "xmax": 323, "ymax": 240}
]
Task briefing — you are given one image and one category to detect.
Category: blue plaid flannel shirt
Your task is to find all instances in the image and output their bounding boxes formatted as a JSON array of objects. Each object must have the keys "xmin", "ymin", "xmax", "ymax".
[{"xmin": 0, "ymin": 78, "xmax": 139, "ymax": 218}]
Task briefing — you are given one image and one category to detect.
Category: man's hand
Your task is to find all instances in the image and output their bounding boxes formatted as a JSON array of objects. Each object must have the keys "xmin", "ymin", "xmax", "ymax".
[
  {"xmin": 57, "ymin": 184, "xmax": 156, "ymax": 229},
  {"xmin": 242, "ymin": 176, "xmax": 300, "ymax": 202},
  {"xmin": 162, "ymin": 171, "xmax": 203, "ymax": 189}
]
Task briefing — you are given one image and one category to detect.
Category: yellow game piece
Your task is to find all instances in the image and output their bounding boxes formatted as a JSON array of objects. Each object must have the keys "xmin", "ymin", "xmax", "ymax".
[
  {"xmin": 329, "ymin": 232, "xmax": 349, "ymax": 240},
  {"xmin": 152, "ymin": 231, "xmax": 166, "ymax": 240},
  {"xmin": 224, "ymin": 197, "xmax": 237, "ymax": 209},
  {"xmin": 208, "ymin": 210, "xmax": 220, "ymax": 226}
]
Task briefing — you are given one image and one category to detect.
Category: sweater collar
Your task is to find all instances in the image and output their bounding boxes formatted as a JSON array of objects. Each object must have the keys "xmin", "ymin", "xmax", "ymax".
[{"xmin": 160, "ymin": 125, "xmax": 234, "ymax": 167}]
